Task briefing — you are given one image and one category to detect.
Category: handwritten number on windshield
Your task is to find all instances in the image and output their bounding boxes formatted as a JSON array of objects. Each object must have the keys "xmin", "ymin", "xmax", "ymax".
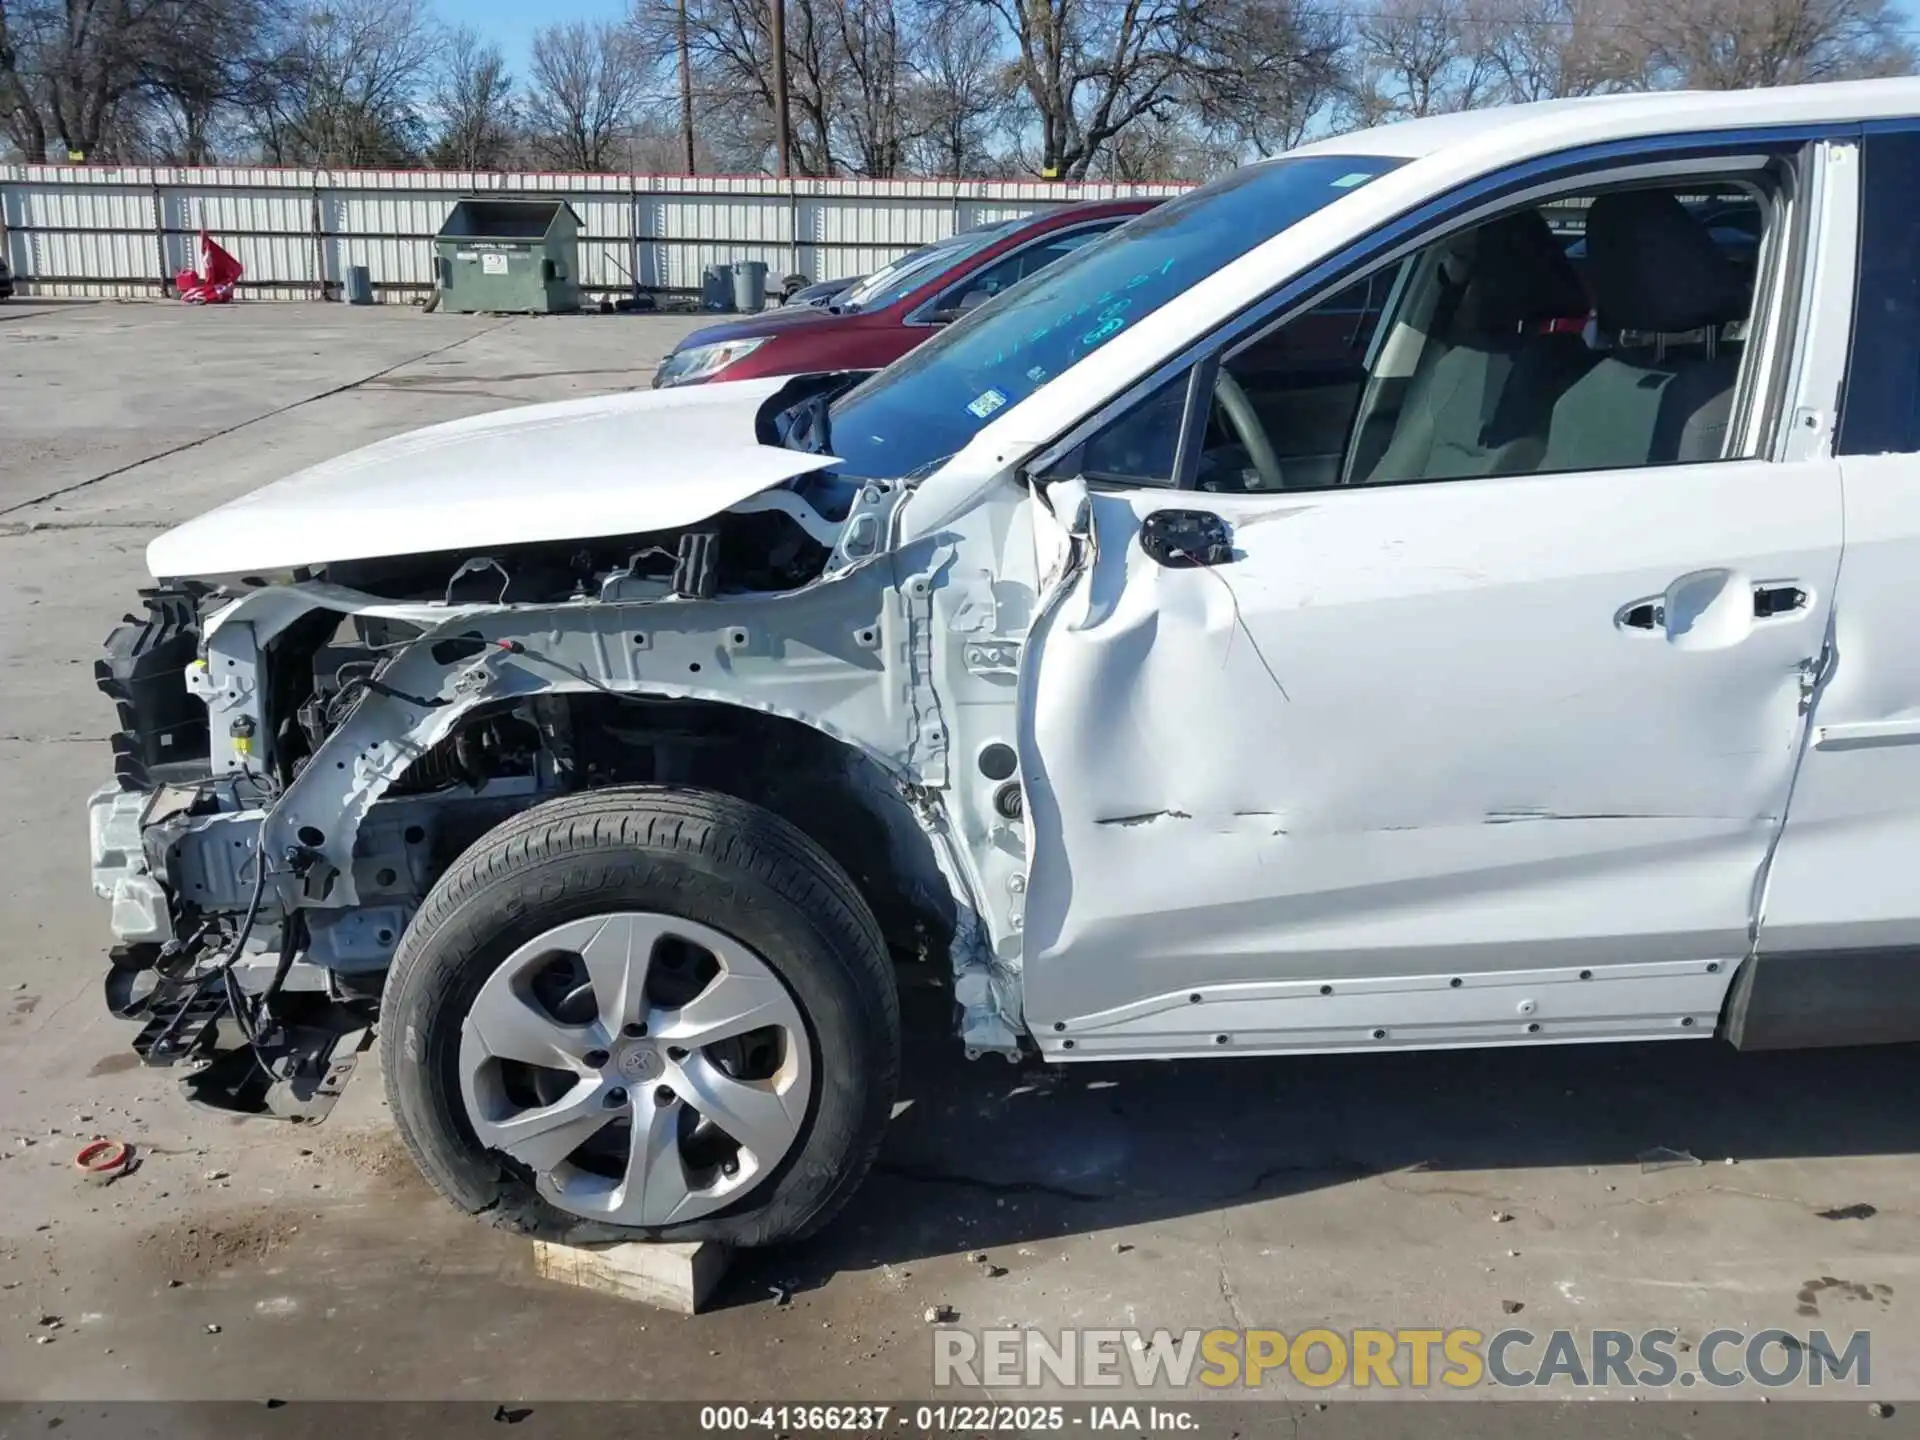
[{"xmin": 987, "ymin": 256, "xmax": 1176, "ymax": 367}]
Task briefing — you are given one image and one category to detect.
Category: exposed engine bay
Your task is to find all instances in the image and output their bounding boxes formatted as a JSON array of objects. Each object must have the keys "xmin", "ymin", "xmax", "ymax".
[{"xmin": 88, "ymin": 425, "xmax": 1035, "ymax": 1123}]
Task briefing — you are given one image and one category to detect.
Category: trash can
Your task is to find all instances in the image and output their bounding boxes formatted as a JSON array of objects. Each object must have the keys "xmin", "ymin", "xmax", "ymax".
[
  {"xmin": 344, "ymin": 265, "xmax": 373, "ymax": 305},
  {"xmin": 433, "ymin": 198, "xmax": 582, "ymax": 314},
  {"xmin": 701, "ymin": 264, "xmax": 734, "ymax": 311},
  {"xmin": 731, "ymin": 260, "xmax": 769, "ymax": 314}
]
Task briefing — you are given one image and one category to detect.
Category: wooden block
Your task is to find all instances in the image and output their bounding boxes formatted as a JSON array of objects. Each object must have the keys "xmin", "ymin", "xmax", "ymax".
[{"xmin": 532, "ymin": 1238, "xmax": 732, "ymax": 1315}]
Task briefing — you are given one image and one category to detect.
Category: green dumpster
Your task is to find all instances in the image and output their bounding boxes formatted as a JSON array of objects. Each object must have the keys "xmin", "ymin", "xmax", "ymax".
[{"xmin": 434, "ymin": 198, "xmax": 582, "ymax": 314}]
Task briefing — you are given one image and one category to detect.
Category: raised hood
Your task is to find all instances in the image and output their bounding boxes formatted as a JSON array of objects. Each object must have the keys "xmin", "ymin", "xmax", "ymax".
[{"xmin": 146, "ymin": 377, "xmax": 839, "ymax": 581}]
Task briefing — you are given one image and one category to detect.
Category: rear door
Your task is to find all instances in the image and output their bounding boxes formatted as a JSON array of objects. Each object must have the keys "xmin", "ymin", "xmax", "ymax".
[
  {"xmin": 1017, "ymin": 139, "xmax": 1854, "ymax": 1060},
  {"xmin": 1756, "ymin": 127, "xmax": 1920, "ymax": 1017}
]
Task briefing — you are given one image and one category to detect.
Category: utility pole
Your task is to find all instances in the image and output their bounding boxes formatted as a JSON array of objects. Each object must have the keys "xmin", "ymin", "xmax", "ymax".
[
  {"xmin": 677, "ymin": 0, "xmax": 696, "ymax": 174},
  {"xmin": 769, "ymin": 0, "xmax": 791, "ymax": 177}
]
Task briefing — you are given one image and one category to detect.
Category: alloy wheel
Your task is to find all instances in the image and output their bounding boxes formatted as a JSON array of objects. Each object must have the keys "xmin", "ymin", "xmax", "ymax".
[{"xmin": 457, "ymin": 912, "xmax": 813, "ymax": 1226}]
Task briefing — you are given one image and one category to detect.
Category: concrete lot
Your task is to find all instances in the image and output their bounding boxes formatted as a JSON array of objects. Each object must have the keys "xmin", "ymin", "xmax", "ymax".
[{"xmin": 3, "ymin": 300, "xmax": 1920, "ymax": 1424}]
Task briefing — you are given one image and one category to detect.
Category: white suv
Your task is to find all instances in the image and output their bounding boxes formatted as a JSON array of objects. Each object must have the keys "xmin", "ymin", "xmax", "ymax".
[{"xmin": 88, "ymin": 78, "xmax": 1920, "ymax": 1247}]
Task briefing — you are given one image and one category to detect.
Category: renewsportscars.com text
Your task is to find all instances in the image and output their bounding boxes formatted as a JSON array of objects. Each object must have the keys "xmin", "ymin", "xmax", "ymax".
[{"xmin": 932, "ymin": 1326, "xmax": 1871, "ymax": 1391}]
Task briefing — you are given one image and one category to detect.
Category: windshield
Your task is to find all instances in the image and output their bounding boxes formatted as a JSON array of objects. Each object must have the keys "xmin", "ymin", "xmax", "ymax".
[
  {"xmin": 837, "ymin": 217, "xmax": 1025, "ymax": 312},
  {"xmin": 827, "ymin": 155, "xmax": 1402, "ymax": 479}
]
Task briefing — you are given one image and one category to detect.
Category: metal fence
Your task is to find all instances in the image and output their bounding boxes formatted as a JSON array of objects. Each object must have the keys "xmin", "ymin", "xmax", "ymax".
[{"xmin": 0, "ymin": 165, "xmax": 1187, "ymax": 303}]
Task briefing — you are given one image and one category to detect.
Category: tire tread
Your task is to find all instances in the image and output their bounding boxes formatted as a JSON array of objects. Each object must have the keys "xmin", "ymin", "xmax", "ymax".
[{"xmin": 379, "ymin": 785, "xmax": 897, "ymax": 1247}]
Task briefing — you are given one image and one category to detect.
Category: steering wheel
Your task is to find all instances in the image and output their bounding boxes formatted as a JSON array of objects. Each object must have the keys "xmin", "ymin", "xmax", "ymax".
[{"xmin": 1211, "ymin": 371, "xmax": 1286, "ymax": 492}]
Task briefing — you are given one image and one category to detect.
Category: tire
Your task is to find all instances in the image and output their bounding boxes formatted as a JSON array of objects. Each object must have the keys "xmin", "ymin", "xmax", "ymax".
[{"xmin": 379, "ymin": 785, "xmax": 899, "ymax": 1247}]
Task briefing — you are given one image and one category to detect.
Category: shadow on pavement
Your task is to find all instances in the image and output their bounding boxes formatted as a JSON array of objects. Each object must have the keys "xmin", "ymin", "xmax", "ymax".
[{"xmin": 729, "ymin": 967, "xmax": 1920, "ymax": 1298}]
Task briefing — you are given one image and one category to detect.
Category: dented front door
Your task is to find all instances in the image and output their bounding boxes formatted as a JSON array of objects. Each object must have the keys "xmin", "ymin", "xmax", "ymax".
[{"xmin": 1017, "ymin": 461, "xmax": 1841, "ymax": 1057}]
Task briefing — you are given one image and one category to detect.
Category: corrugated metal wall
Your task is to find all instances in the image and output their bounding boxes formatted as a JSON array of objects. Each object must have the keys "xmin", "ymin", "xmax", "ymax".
[{"xmin": 0, "ymin": 165, "xmax": 1188, "ymax": 302}]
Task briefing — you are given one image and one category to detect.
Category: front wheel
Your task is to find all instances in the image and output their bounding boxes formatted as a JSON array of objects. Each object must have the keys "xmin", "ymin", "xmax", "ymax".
[{"xmin": 380, "ymin": 786, "xmax": 899, "ymax": 1247}]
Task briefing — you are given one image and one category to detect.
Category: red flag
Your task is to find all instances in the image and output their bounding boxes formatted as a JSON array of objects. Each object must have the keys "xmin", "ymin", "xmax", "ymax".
[{"xmin": 175, "ymin": 229, "xmax": 243, "ymax": 304}]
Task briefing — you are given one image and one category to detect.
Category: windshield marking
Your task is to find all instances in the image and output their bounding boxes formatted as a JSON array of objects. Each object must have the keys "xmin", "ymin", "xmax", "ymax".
[{"xmin": 826, "ymin": 155, "xmax": 1402, "ymax": 478}]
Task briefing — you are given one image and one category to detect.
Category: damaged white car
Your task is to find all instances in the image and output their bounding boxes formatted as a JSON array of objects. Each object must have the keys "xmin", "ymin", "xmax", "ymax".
[{"xmin": 89, "ymin": 80, "xmax": 1920, "ymax": 1245}]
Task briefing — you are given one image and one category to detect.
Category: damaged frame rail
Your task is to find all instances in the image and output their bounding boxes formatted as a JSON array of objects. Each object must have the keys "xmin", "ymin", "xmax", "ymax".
[{"xmin": 96, "ymin": 504, "xmax": 1033, "ymax": 1121}]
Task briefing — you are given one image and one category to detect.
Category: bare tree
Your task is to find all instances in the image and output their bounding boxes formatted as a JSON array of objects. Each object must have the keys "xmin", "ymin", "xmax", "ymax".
[
  {"xmin": 1468, "ymin": 0, "xmax": 1648, "ymax": 103},
  {"xmin": 0, "ymin": 0, "xmax": 51, "ymax": 159},
  {"xmin": 136, "ymin": 0, "xmax": 293, "ymax": 163},
  {"xmin": 247, "ymin": 0, "xmax": 441, "ymax": 165},
  {"xmin": 1185, "ymin": 0, "xmax": 1346, "ymax": 153},
  {"xmin": 904, "ymin": 0, "xmax": 1009, "ymax": 174},
  {"xmin": 427, "ymin": 25, "xmax": 516, "ymax": 167},
  {"xmin": 984, "ymin": 0, "xmax": 1210, "ymax": 180},
  {"xmin": 631, "ymin": 0, "xmax": 1920, "ymax": 184},
  {"xmin": 524, "ymin": 19, "xmax": 652, "ymax": 170},
  {"xmin": 1633, "ymin": 0, "xmax": 1912, "ymax": 88},
  {"xmin": 1091, "ymin": 108, "xmax": 1238, "ymax": 178},
  {"xmin": 633, "ymin": 0, "xmax": 842, "ymax": 174},
  {"xmin": 1346, "ymin": 0, "xmax": 1496, "ymax": 123},
  {"xmin": 836, "ymin": 0, "xmax": 912, "ymax": 175},
  {"xmin": 620, "ymin": 107, "xmax": 721, "ymax": 169},
  {"xmin": 1, "ymin": 0, "xmax": 189, "ymax": 161},
  {"xmin": 781, "ymin": 0, "xmax": 843, "ymax": 173}
]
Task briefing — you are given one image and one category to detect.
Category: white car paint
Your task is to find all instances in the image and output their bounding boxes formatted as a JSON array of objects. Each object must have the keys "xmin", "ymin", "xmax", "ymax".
[
  {"xmin": 1018, "ymin": 458, "xmax": 1842, "ymax": 1052},
  {"xmin": 91, "ymin": 77, "xmax": 1920, "ymax": 1081},
  {"xmin": 1755, "ymin": 444, "xmax": 1920, "ymax": 954},
  {"xmin": 145, "ymin": 377, "xmax": 832, "ymax": 580}
]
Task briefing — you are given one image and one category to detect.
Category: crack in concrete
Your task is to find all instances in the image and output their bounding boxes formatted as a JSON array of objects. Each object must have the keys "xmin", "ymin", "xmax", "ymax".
[
  {"xmin": 1214, "ymin": 1216, "xmax": 1249, "ymax": 1328},
  {"xmin": 0, "ymin": 319, "xmax": 515, "ymax": 518},
  {"xmin": 874, "ymin": 1161, "xmax": 1109, "ymax": 1203},
  {"xmin": 34, "ymin": 971, "xmax": 96, "ymax": 1034},
  {"xmin": 1231, "ymin": 1155, "xmax": 1372, "ymax": 1198},
  {"xmin": 1613, "ymin": 1181, "xmax": 1911, "ymax": 1222},
  {"xmin": 0, "ymin": 734, "xmax": 108, "ymax": 744},
  {"xmin": 0, "ymin": 520, "xmax": 168, "ymax": 537},
  {"xmin": 873, "ymin": 1153, "xmax": 1370, "ymax": 1208}
]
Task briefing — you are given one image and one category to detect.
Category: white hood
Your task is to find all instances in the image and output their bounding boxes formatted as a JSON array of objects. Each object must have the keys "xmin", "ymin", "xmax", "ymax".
[{"xmin": 146, "ymin": 378, "xmax": 839, "ymax": 581}]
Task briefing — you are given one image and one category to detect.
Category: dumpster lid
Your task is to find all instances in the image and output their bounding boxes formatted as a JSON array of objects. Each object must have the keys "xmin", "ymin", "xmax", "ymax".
[{"xmin": 438, "ymin": 197, "xmax": 581, "ymax": 241}]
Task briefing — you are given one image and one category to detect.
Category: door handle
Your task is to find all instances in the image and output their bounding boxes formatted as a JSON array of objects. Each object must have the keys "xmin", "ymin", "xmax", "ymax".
[
  {"xmin": 1141, "ymin": 509, "xmax": 1235, "ymax": 568},
  {"xmin": 1753, "ymin": 583, "xmax": 1808, "ymax": 619},
  {"xmin": 1617, "ymin": 580, "xmax": 1811, "ymax": 635}
]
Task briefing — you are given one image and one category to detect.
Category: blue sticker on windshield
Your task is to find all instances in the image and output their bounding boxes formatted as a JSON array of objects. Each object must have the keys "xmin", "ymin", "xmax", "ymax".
[
  {"xmin": 1331, "ymin": 172, "xmax": 1375, "ymax": 188},
  {"xmin": 967, "ymin": 388, "xmax": 1008, "ymax": 419}
]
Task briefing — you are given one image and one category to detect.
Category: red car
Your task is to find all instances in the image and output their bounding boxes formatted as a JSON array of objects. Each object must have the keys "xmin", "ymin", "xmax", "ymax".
[{"xmin": 652, "ymin": 198, "xmax": 1162, "ymax": 387}]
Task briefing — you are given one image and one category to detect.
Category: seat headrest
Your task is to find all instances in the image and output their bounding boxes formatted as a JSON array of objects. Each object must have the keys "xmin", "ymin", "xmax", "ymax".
[
  {"xmin": 1456, "ymin": 210, "xmax": 1589, "ymax": 334},
  {"xmin": 1584, "ymin": 189, "xmax": 1750, "ymax": 335}
]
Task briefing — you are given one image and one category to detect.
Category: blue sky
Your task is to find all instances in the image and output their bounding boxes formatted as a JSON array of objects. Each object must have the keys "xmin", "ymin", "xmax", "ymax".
[{"xmin": 444, "ymin": 0, "xmax": 634, "ymax": 74}]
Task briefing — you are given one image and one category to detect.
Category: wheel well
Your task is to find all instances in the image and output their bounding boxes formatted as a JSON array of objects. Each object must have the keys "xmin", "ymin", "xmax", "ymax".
[{"xmin": 560, "ymin": 693, "xmax": 957, "ymax": 967}]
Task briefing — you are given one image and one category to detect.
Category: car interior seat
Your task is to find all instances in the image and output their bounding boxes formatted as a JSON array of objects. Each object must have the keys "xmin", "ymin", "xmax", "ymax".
[
  {"xmin": 1363, "ymin": 208, "xmax": 1595, "ymax": 484},
  {"xmin": 1537, "ymin": 189, "xmax": 1752, "ymax": 473}
]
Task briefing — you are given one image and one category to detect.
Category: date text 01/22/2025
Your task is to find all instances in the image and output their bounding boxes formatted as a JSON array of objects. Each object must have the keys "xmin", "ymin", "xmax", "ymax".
[{"xmin": 697, "ymin": 1404, "xmax": 1200, "ymax": 1431}]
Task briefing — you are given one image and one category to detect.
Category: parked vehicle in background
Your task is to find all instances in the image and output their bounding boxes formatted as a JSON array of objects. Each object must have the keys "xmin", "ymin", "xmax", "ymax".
[
  {"xmin": 0, "ymin": 255, "xmax": 13, "ymax": 300},
  {"xmin": 781, "ymin": 275, "xmax": 860, "ymax": 308},
  {"xmin": 86, "ymin": 78, "xmax": 1920, "ymax": 1252},
  {"xmin": 652, "ymin": 202, "xmax": 1158, "ymax": 387},
  {"xmin": 777, "ymin": 221, "xmax": 1026, "ymax": 312}
]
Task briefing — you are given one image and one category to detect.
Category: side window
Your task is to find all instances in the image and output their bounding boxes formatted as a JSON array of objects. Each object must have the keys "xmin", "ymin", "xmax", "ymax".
[
  {"xmin": 932, "ymin": 226, "xmax": 1114, "ymax": 318},
  {"xmin": 1201, "ymin": 277, "xmax": 1396, "ymax": 492},
  {"xmin": 1077, "ymin": 372, "xmax": 1191, "ymax": 486},
  {"xmin": 1839, "ymin": 129, "xmax": 1920, "ymax": 456},
  {"xmin": 1055, "ymin": 280, "xmax": 1390, "ymax": 491},
  {"xmin": 1068, "ymin": 169, "xmax": 1780, "ymax": 495}
]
